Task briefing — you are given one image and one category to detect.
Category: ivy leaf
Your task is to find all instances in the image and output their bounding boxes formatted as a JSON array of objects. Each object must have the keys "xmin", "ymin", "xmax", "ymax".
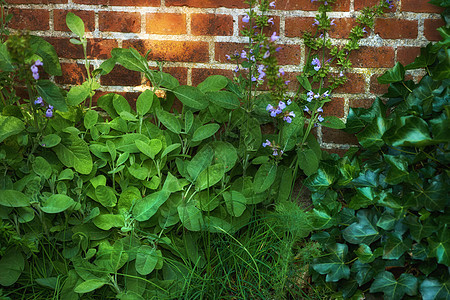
[
  {"xmin": 428, "ymin": 225, "xmax": 450, "ymax": 266},
  {"xmin": 418, "ymin": 174, "xmax": 448, "ymax": 212},
  {"xmin": 351, "ymin": 260, "xmax": 377, "ymax": 286},
  {"xmin": 354, "ymin": 244, "xmax": 382, "ymax": 263},
  {"xmin": 377, "ymin": 62, "xmax": 405, "ymax": 84},
  {"xmin": 370, "ymin": 272, "xmax": 418, "ymax": 300},
  {"xmin": 383, "ymin": 232, "xmax": 412, "ymax": 260},
  {"xmin": 357, "ymin": 116, "xmax": 388, "ymax": 150},
  {"xmin": 312, "ymin": 243, "xmax": 350, "ymax": 282},
  {"xmin": 420, "ymin": 278, "xmax": 450, "ymax": 300},
  {"xmin": 342, "ymin": 209, "xmax": 381, "ymax": 245}
]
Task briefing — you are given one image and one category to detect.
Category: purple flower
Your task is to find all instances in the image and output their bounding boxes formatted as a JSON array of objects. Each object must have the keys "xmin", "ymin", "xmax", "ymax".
[
  {"xmin": 285, "ymin": 80, "xmax": 290, "ymax": 85},
  {"xmin": 307, "ymin": 91, "xmax": 314, "ymax": 102},
  {"xmin": 317, "ymin": 115, "xmax": 324, "ymax": 122},
  {"xmin": 251, "ymin": 76, "xmax": 257, "ymax": 82},
  {"xmin": 34, "ymin": 60, "xmax": 43, "ymax": 66},
  {"xmin": 34, "ymin": 96, "xmax": 43, "ymax": 105},
  {"xmin": 319, "ymin": 33, "xmax": 323, "ymax": 39},
  {"xmin": 273, "ymin": 150, "xmax": 278, "ymax": 156},
  {"xmin": 271, "ymin": 32, "xmax": 279, "ymax": 42},
  {"xmin": 263, "ymin": 50, "xmax": 270, "ymax": 59},
  {"xmin": 258, "ymin": 64, "xmax": 265, "ymax": 72},
  {"xmin": 278, "ymin": 101, "xmax": 286, "ymax": 110},
  {"xmin": 339, "ymin": 71, "xmax": 344, "ymax": 77},
  {"xmin": 362, "ymin": 27, "xmax": 367, "ymax": 34},
  {"xmin": 32, "ymin": 72, "xmax": 40, "ymax": 80},
  {"xmin": 279, "ymin": 67, "xmax": 285, "ymax": 76},
  {"xmin": 275, "ymin": 47, "xmax": 282, "ymax": 52},
  {"xmin": 312, "ymin": 18, "xmax": 319, "ymax": 26},
  {"xmin": 311, "ymin": 58, "xmax": 321, "ymax": 71},
  {"xmin": 269, "ymin": 1, "xmax": 275, "ymax": 8},
  {"xmin": 287, "ymin": 99, "xmax": 292, "ymax": 105},
  {"xmin": 283, "ymin": 111, "xmax": 295, "ymax": 123},
  {"xmin": 46, "ymin": 107, "xmax": 53, "ymax": 118},
  {"xmin": 243, "ymin": 14, "xmax": 250, "ymax": 23},
  {"xmin": 323, "ymin": 90, "xmax": 330, "ymax": 97},
  {"xmin": 249, "ymin": 55, "xmax": 256, "ymax": 62},
  {"xmin": 330, "ymin": 19, "xmax": 336, "ymax": 26},
  {"xmin": 262, "ymin": 139, "xmax": 272, "ymax": 147},
  {"xmin": 31, "ymin": 65, "xmax": 38, "ymax": 74},
  {"xmin": 304, "ymin": 106, "xmax": 310, "ymax": 112},
  {"xmin": 233, "ymin": 66, "xmax": 239, "ymax": 72},
  {"xmin": 240, "ymin": 50, "xmax": 247, "ymax": 59},
  {"xmin": 225, "ymin": 54, "xmax": 231, "ymax": 60},
  {"xmin": 317, "ymin": 107, "xmax": 323, "ymax": 113},
  {"xmin": 268, "ymin": 18, "xmax": 274, "ymax": 25},
  {"xmin": 266, "ymin": 104, "xmax": 274, "ymax": 111}
]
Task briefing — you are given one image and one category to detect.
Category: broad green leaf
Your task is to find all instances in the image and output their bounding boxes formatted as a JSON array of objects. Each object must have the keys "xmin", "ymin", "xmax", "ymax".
[
  {"xmin": 97, "ymin": 93, "xmax": 119, "ymax": 118},
  {"xmin": 135, "ymin": 139, "xmax": 162, "ymax": 159},
  {"xmin": 377, "ymin": 62, "xmax": 405, "ymax": 84},
  {"xmin": 312, "ymin": 243, "xmax": 350, "ymax": 282},
  {"xmin": 351, "ymin": 260, "xmax": 376, "ymax": 286},
  {"xmin": 17, "ymin": 207, "xmax": 35, "ymax": 223},
  {"xmin": 253, "ymin": 163, "xmax": 277, "ymax": 193},
  {"xmin": 150, "ymin": 70, "xmax": 179, "ymax": 89},
  {"xmin": 0, "ymin": 190, "xmax": 30, "ymax": 207},
  {"xmin": 32, "ymin": 156, "xmax": 52, "ymax": 179},
  {"xmin": 118, "ymin": 187, "xmax": 141, "ymax": 213},
  {"xmin": 342, "ymin": 209, "xmax": 381, "ymax": 245},
  {"xmin": 187, "ymin": 146, "xmax": 213, "ymax": 180},
  {"xmin": 54, "ymin": 133, "xmax": 93, "ymax": 174},
  {"xmin": 210, "ymin": 141, "xmax": 237, "ymax": 172},
  {"xmin": 357, "ymin": 116, "xmax": 388, "ymax": 149},
  {"xmin": 93, "ymin": 214, "xmax": 125, "ymax": 230},
  {"xmin": 136, "ymin": 90, "xmax": 154, "ymax": 116},
  {"xmin": 204, "ymin": 216, "xmax": 233, "ymax": 233},
  {"xmin": 207, "ymin": 91, "xmax": 240, "ymax": 109},
  {"xmin": 133, "ymin": 190, "xmax": 170, "ymax": 221},
  {"xmin": 223, "ymin": 190, "xmax": 246, "ymax": 217},
  {"xmin": 29, "ymin": 36, "xmax": 61, "ymax": 76},
  {"xmin": 321, "ymin": 116, "xmax": 346, "ymax": 129},
  {"xmin": 383, "ymin": 232, "xmax": 411, "ymax": 260},
  {"xmin": 277, "ymin": 168, "xmax": 293, "ymax": 202},
  {"xmin": 41, "ymin": 134, "xmax": 61, "ymax": 148},
  {"xmin": 195, "ymin": 164, "xmax": 225, "ymax": 191},
  {"xmin": 84, "ymin": 109, "xmax": 98, "ymax": 130},
  {"xmin": 197, "ymin": 75, "xmax": 228, "ymax": 93},
  {"xmin": 297, "ymin": 148, "xmax": 319, "ymax": 176},
  {"xmin": 128, "ymin": 164, "xmax": 148, "ymax": 180},
  {"xmin": 95, "ymin": 185, "xmax": 117, "ymax": 208},
  {"xmin": 428, "ymin": 225, "xmax": 450, "ymax": 266},
  {"xmin": 156, "ymin": 109, "xmax": 181, "ymax": 134},
  {"xmin": 305, "ymin": 163, "xmax": 337, "ymax": 192},
  {"xmin": 111, "ymin": 48, "xmax": 148, "ymax": 73},
  {"xmin": 67, "ymin": 82, "xmax": 90, "ymax": 106},
  {"xmin": 419, "ymin": 174, "xmax": 447, "ymax": 211},
  {"xmin": 354, "ymin": 244, "xmax": 382, "ymax": 263},
  {"xmin": 172, "ymin": 85, "xmax": 208, "ymax": 110},
  {"xmin": 135, "ymin": 245, "xmax": 158, "ymax": 275},
  {"xmin": 192, "ymin": 123, "xmax": 220, "ymax": 142},
  {"xmin": 0, "ymin": 249, "xmax": 24, "ymax": 286},
  {"xmin": 66, "ymin": 12, "xmax": 85, "ymax": 38},
  {"xmin": 384, "ymin": 154, "xmax": 409, "ymax": 185},
  {"xmin": 0, "ymin": 42, "xmax": 14, "ymax": 72},
  {"xmin": 113, "ymin": 94, "xmax": 131, "ymax": 114},
  {"xmin": 162, "ymin": 172, "xmax": 184, "ymax": 193},
  {"xmin": 386, "ymin": 117, "xmax": 432, "ymax": 147},
  {"xmin": 36, "ymin": 80, "xmax": 67, "ymax": 112},
  {"xmin": 370, "ymin": 272, "xmax": 418, "ymax": 300},
  {"xmin": 41, "ymin": 194, "xmax": 75, "ymax": 213},
  {"xmin": 420, "ymin": 278, "xmax": 450, "ymax": 300},
  {"xmin": 0, "ymin": 116, "xmax": 25, "ymax": 143},
  {"xmin": 178, "ymin": 202, "xmax": 204, "ymax": 231},
  {"xmin": 184, "ymin": 110, "xmax": 194, "ymax": 133},
  {"xmin": 74, "ymin": 279, "xmax": 107, "ymax": 294},
  {"xmin": 297, "ymin": 75, "xmax": 311, "ymax": 91},
  {"xmin": 161, "ymin": 143, "xmax": 181, "ymax": 159}
]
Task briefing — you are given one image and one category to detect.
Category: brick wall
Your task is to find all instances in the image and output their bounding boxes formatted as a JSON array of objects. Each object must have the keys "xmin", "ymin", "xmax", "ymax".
[{"xmin": 5, "ymin": 0, "xmax": 444, "ymax": 150}]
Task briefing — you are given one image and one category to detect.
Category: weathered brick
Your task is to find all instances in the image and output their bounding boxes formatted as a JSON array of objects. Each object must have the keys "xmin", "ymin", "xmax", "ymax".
[
  {"xmin": 349, "ymin": 46, "xmax": 395, "ymax": 68},
  {"xmin": 124, "ymin": 40, "xmax": 209, "ymax": 63},
  {"xmin": 323, "ymin": 97, "xmax": 345, "ymax": 118},
  {"xmin": 285, "ymin": 17, "xmax": 315, "ymax": 38},
  {"xmin": 55, "ymin": 63, "xmax": 88, "ymax": 85},
  {"xmin": 99, "ymin": 12, "xmax": 141, "ymax": 33},
  {"xmin": 166, "ymin": 0, "xmax": 246, "ymax": 8},
  {"xmin": 87, "ymin": 39, "xmax": 118, "ymax": 59},
  {"xmin": 46, "ymin": 37, "xmax": 84, "ymax": 59},
  {"xmin": 192, "ymin": 14, "xmax": 233, "ymax": 36},
  {"xmin": 275, "ymin": 0, "xmax": 350, "ymax": 11},
  {"xmin": 401, "ymin": 0, "xmax": 443, "ymax": 13},
  {"xmin": 397, "ymin": 47, "xmax": 421, "ymax": 66},
  {"xmin": 54, "ymin": 10, "xmax": 95, "ymax": 32},
  {"xmin": 8, "ymin": 8, "xmax": 49, "ymax": 31},
  {"xmin": 215, "ymin": 42, "xmax": 245, "ymax": 63},
  {"xmin": 334, "ymin": 73, "xmax": 365, "ymax": 94},
  {"xmin": 349, "ymin": 98, "xmax": 375, "ymax": 109},
  {"xmin": 329, "ymin": 18, "xmax": 358, "ymax": 39},
  {"xmin": 6, "ymin": 0, "xmax": 66, "ymax": 3},
  {"xmin": 146, "ymin": 13, "xmax": 186, "ymax": 35},
  {"xmin": 375, "ymin": 19, "xmax": 418, "ymax": 39},
  {"xmin": 101, "ymin": 65, "xmax": 141, "ymax": 86},
  {"xmin": 322, "ymin": 127, "xmax": 358, "ymax": 145},
  {"xmin": 192, "ymin": 68, "xmax": 233, "ymax": 86},
  {"xmin": 238, "ymin": 15, "xmax": 280, "ymax": 37},
  {"xmin": 424, "ymin": 19, "xmax": 446, "ymax": 41},
  {"xmin": 73, "ymin": 0, "xmax": 159, "ymax": 5},
  {"xmin": 355, "ymin": 0, "xmax": 395, "ymax": 11},
  {"xmin": 370, "ymin": 74, "xmax": 389, "ymax": 95}
]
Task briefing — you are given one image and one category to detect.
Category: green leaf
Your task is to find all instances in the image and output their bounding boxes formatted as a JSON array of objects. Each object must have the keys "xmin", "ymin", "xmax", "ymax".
[
  {"xmin": 111, "ymin": 48, "xmax": 148, "ymax": 73},
  {"xmin": 97, "ymin": 93, "xmax": 119, "ymax": 118},
  {"xmin": 32, "ymin": 156, "xmax": 52, "ymax": 179},
  {"xmin": 150, "ymin": 70, "xmax": 179, "ymax": 89},
  {"xmin": 29, "ymin": 36, "xmax": 61, "ymax": 76},
  {"xmin": 342, "ymin": 209, "xmax": 381, "ymax": 245},
  {"xmin": 420, "ymin": 278, "xmax": 450, "ymax": 300},
  {"xmin": 74, "ymin": 279, "xmax": 107, "ymax": 294},
  {"xmin": 386, "ymin": 117, "xmax": 432, "ymax": 147},
  {"xmin": 383, "ymin": 232, "xmax": 411, "ymax": 260},
  {"xmin": 253, "ymin": 163, "xmax": 277, "ymax": 193},
  {"xmin": 187, "ymin": 146, "xmax": 213, "ymax": 180},
  {"xmin": 0, "ymin": 249, "xmax": 24, "ymax": 286},
  {"xmin": 428, "ymin": 225, "xmax": 450, "ymax": 266},
  {"xmin": 67, "ymin": 82, "xmax": 90, "ymax": 106},
  {"xmin": 135, "ymin": 139, "xmax": 162, "ymax": 159},
  {"xmin": 321, "ymin": 116, "xmax": 346, "ymax": 129},
  {"xmin": 354, "ymin": 244, "xmax": 382, "ymax": 263},
  {"xmin": 161, "ymin": 143, "xmax": 181, "ymax": 159},
  {"xmin": 223, "ymin": 190, "xmax": 246, "ymax": 217},
  {"xmin": 370, "ymin": 272, "xmax": 418, "ymax": 300},
  {"xmin": 66, "ymin": 12, "xmax": 85, "ymax": 38},
  {"xmin": 136, "ymin": 90, "xmax": 154, "ymax": 116},
  {"xmin": 384, "ymin": 154, "xmax": 409, "ymax": 185},
  {"xmin": 133, "ymin": 190, "xmax": 170, "ymax": 221},
  {"xmin": 53, "ymin": 133, "xmax": 93, "ymax": 174},
  {"xmin": 197, "ymin": 75, "xmax": 228, "ymax": 93},
  {"xmin": 195, "ymin": 164, "xmax": 225, "ymax": 191},
  {"xmin": 0, "ymin": 190, "xmax": 30, "ymax": 207},
  {"xmin": 312, "ymin": 243, "xmax": 350, "ymax": 282},
  {"xmin": 93, "ymin": 214, "xmax": 125, "ymax": 230},
  {"xmin": 185, "ymin": 110, "xmax": 194, "ymax": 133},
  {"xmin": 0, "ymin": 116, "xmax": 25, "ymax": 143},
  {"xmin": 297, "ymin": 75, "xmax": 311, "ymax": 91},
  {"xmin": 178, "ymin": 202, "xmax": 204, "ymax": 231},
  {"xmin": 0, "ymin": 42, "xmax": 14, "ymax": 72},
  {"xmin": 207, "ymin": 91, "xmax": 240, "ymax": 109},
  {"xmin": 113, "ymin": 94, "xmax": 131, "ymax": 114},
  {"xmin": 135, "ymin": 245, "xmax": 158, "ymax": 275},
  {"xmin": 41, "ymin": 194, "xmax": 75, "ymax": 213},
  {"xmin": 95, "ymin": 185, "xmax": 117, "ymax": 208},
  {"xmin": 298, "ymin": 148, "xmax": 319, "ymax": 176},
  {"xmin": 162, "ymin": 172, "xmax": 184, "ymax": 193},
  {"xmin": 210, "ymin": 141, "xmax": 238, "ymax": 172},
  {"xmin": 172, "ymin": 85, "xmax": 208, "ymax": 110},
  {"xmin": 357, "ymin": 116, "xmax": 388, "ymax": 149},
  {"xmin": 156, "ymin": 109, "xmax": 181, "ymax": 134},
  {"xmin": 378, "ymin": 62, "xmax": 405, "ymax": 84},
  {"xmin": 40, "ymin": 134, "xmax": 61, "ymax": 148},
  {"xmin": 192, "ymin": 123, "xmax": 220, "ymax": 142},
  {"xmin": 36, "ymin": 80, "xmax": 67, "ymax": 112},
  {"xmin": 84, "ymin": 109, "xmax": 98, "ymax": 130}
]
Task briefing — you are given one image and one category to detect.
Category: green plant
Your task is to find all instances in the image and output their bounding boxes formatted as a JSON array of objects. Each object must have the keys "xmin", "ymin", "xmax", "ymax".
[{"xmin": 306, "ymin": 2, "xmax": 450, "ymax": 298}]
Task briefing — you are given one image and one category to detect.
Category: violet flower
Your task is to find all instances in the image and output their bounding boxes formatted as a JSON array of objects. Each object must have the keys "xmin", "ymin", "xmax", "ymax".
[
  {"xmin": 269, "ymin": 1, "xmax": 275, "ymax": 8},
  {"xmin": 243, "ymin": 14, "xmax": 250, "ymax": 23},
  {"xmin": 271, "ymin": 32, "xmax": 279, "ymax": 42},
  {"xmin": 311, "ymin": 58, "xmax": 321, "ymax": 71},
  {"xmin": 268, "ymin": 18, "xmax": 274, "ymax": 25}
]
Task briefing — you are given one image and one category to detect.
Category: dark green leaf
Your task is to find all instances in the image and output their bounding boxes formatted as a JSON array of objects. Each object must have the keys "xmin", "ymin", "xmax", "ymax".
[
  {"xmin": 342, "ymin": 209, "xmax": 381, "ymax": 245},
  {"xmin": 253, "ymin": 163, "xmax": 277, "ymax": 193},
  {"xmin": 197, "ymin": 75, "xmax": 228, "ymax": 93},
  {"xmin": 29, "ymin": 36, "xmax": 62, "ymax": 76},
  {"xmin": 207, "ymin": 91, "xmax": 240, "ymax": 109},
  {"xmin": 370, "ymin": 272, "xmax": 418, "ymax": 300},
  {"xmin": 156, "ymin": 109, "xmax": 181, "ymax": 134},
  {"xmin": 383, "ymin": 232, "xmax": 411, "ymax": 260},
  {"xmin": 378, "ymin": 62, "xmax": 405, "ymax": 84},
  {"xmin": 420, "ymin": 278, "xmax": 450, "ymax": 300},
  {"xmin": 36, "ymin": 80, "xmax": 67, "ymax": 112},
  {"xmin": 312, "ymin": 243, "xmax": 350, "ymax": 282},
  {"xmin": 0, "ymin": 249, "xmax": 24, "ymax": 286},
  {"xmin": 172, "ymin": 86, "xmax": 208, "ymax": 110},
  {"xmin": 0, "ymin": 116, "xmax": 25, "ymax": 143},
  {"xmin": 0, "ymin": 190, "xmax": 30, "ymax": 207},
  {"xmin": 41, "ymin": 194, "xmax": 75, "ymax": 213}
]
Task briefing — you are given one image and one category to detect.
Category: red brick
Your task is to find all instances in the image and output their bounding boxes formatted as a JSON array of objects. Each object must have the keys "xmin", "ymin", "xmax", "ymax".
[
  {"xmin": 355, "ymin": 0, "xmax": 395, "ymax": 12},
  {"xmin": 6, "ymin": 0, "xmax": 66, "ymax": 3},
  {"xmin": 349, "ymin": 98, "xmax": 375, "ymax": 109},
  {"xmin": 192, "ymin": 14, "xmax": 233, "ymax": 36},
  {"xmin": 101, "ymin": 65, "xmax": 141, "ymax": 86},
  {"xmin": 87, "ymin": 39, "xmax": 118, "ymax": 59},
  {"xmin": 146, "ymin": 13, "xmax": 186, "ymax": 35},
  {"xmin": 166, "ymin": 0, "xmax": 246, "ymax": 8},
  {"xmin": 424, "ymin": 19, "xmax": 446, "ymax": 41},
  {"xmin": 323, "ymin": 97, "xmax": 345, "ymax": 118},
  {"xmin": 275, "ymin": 0, "xmax": 350, "ymax": 11},
  {"xmin": 99, "ymin": 12, "xmax": 141, "ymax": 33},
  {"xmin": 322, "ymin": 127, "xmax": 358, "ymax": 145},
  {"xmin": 54, "ymin": 10, "xmax": 95, "ymax": 32},
  {"xmin": 401, "ymin": 0, "xmax": 443, "ymax": 13},
  {"xmin": 73, "ymin": 0, "xmax": 159, "ymax": 5},
  {"xmin": 329, "ymin": 18, "xmax": 359, "ymax": 39},
  {"xmin": 192, "ymin": 68, "xmax": 233, "ymax": 86},
  {"xmin": 349, "ymin": 46, "xmax": 395, "ymax": 68},
  {"xmin": 334, "ymin": 73, "xmax": 365, "ymax": 94},
  {"xmin": 375, "ymin": 19, "xmax": 418, "ymax": 39},
  {"xmin": 55, "ymin": 63, "xmax": 88, "ymax": 85},
  {"xmin": 124, "ymin": 40, "xmax": 209, "ymax": 63},
  {"xmin": 285, "ymin": 17, "xmax": 315, "ymax": 38},
  {"xmin": 238, "ymin": 15, "xmax": 280, "ymax": 37},
  {"xmin": 8, "ymin": 8, "xmax": 49, "ymax": 31},
  {"xmin": 397, "ymin": 47, "xmax": 421, "ymax": 66},
  {"xmin": 370, "ymin": 74, "xmax": 389, "ymax": 95},
  {"xmin": 46, "ymin": 37, "xmax": 84, "ymax": 59}
]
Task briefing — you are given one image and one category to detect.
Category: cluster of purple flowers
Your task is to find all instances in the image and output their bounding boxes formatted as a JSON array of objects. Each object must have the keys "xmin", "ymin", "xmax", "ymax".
[
  {"xmin": 30, "ymin": 60, "xmax": 43, "ymax": 80},
  {"xmin": 34, "ymin": 96, "xmax": 54, "ymax": 118},
  {"xmin": 311, "ymin": 58, "xmax": 321, "ymax": 71},
  {"xmin": 262, "ymin": 139, "xmax": 284, "ymax": 156},
  {"xmin": 266, "ymin": 100, "xmax": 296, "ymax": 123},
  {"xmin": 306, "ymin": 90, "xmax": 329, "ymax": 102}
]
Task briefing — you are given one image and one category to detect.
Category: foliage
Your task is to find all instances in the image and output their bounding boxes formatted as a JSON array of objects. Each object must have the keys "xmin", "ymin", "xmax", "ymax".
[{"xmin": 308, "ymin": 6, "xmax": 450, "ymax": 298}]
